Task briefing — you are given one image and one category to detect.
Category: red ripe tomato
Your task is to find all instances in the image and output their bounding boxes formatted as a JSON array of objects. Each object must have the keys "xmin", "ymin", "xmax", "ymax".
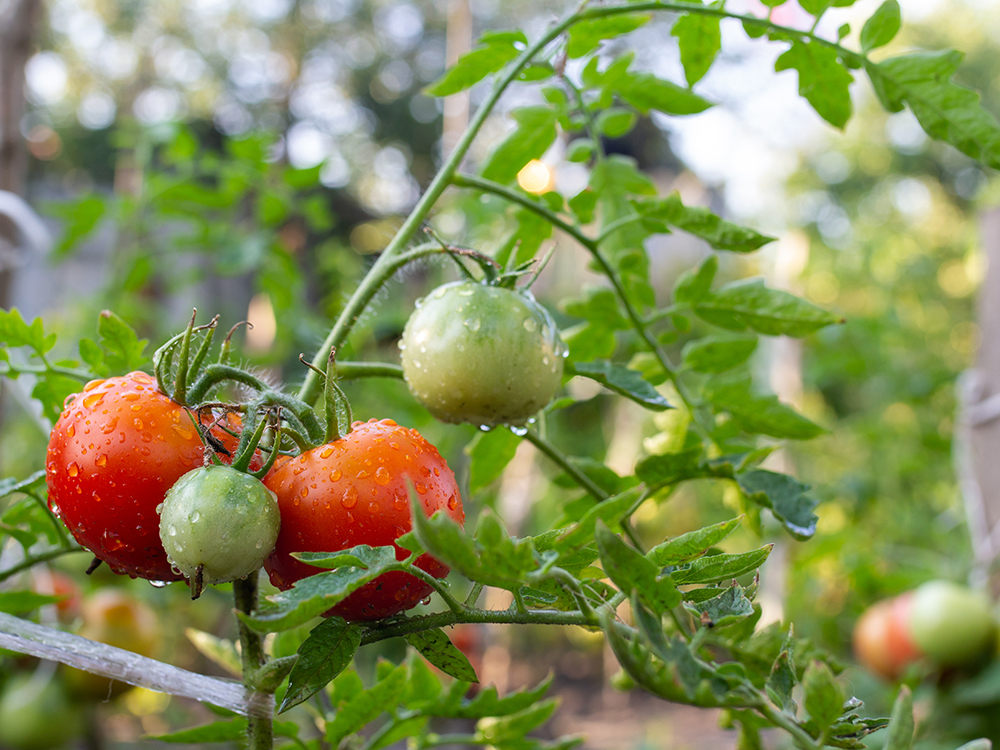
[
  {"xmin": 852, "ymin": 594, "xmax": 923, "ymax": 680},
  {"xmin": 264, "ymin": 418, "xmax": 464, "ymax": 621},
  {"xmin": 46, "ymin": 372, "xmax": 205, "ymax": 582}
]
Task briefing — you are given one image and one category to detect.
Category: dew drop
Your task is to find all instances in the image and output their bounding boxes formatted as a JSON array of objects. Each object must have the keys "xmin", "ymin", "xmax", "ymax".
[
  {"xmin": 447, "ymin": 494, "xmax": 458, "ymax": 511},
  {"xmin": 415, "ymin": 483, "xmax": 428, "ymax": 494},
  {"xmin": 171, "ymin": 424, "xmax": 194, "ymax": 440},
  {"xmin": 67, "ymin": 462, "xmax": 79, "ymax": 477},
  {"xmin": 156, "ymin": 503, "xmax": 164, "ymax": 514},
  {"xmin": 300, "ymin": 487, "xmax": 309, "ymax": 498},
  {"xmin": 82, "ymin": 393, "xmax": 104, "ymax": 409},
  {"xmin": 95, "ymin": 454, "xmax": 108, "ymax": 468},
  {"xmin": 67, "ymin": 424, "xmax": 75, "ymax": 438},
  {"xmin": 394, "ymin": 495, "xmax": 407, "ymax": 510},
  {"xmin": 168, "ymin": 525, "xmax": 177, "ymax": 537},
  {"xmin": 320, "ymin": 447, "xmax": 334, "ymax": 459},
  {"xmin": 141, "ymin": 432, "xmax": 153, "ymax": 443},
  {"xmin": 83, "ymin": 380, "xmax": 102, "ymax": 392},
  {"xmin": 50, "ymin": 504, "xmax": 61, "ymax": 517},
  {"xmin": 133, "ymin": 418, "xmax": 144, "ymax": 430},
  {"xmin": 330, "ymin": 469, "xmax": 342, "ymax": 482},
  {"xmin": 375, "ymin": 467, "xmax": 391, "ymax": 485},
  {"xmin": 149, "ymin": 580, "xmax": 168, "ymax": 588},
  {"xmin": 256, "ymin": 539, "xmax": 263, "ymax": 549},
  {"xmin": 420, "ymin": 596, "xmax": 432, "ymax": 606},
  {"xmin": 523, "ymin": 317, "xmax": 538, "ymax": 332},
  {"xmin": 368, "ymin": 501, "xmax": 379, "ymax": 514},
  {"xmin": 357, "ymin": 470, "xmax": 369, "ymax": 479},
  {"xmin": 101, "ymin": 417, "xmax": 120, "ymax": 434},
  {"xmin": 419, "ymin": 465, "xmax": 431, "ymax": 478},
  {"xmin": 510, "ymin": 425, "xmax": 528, "ymax": 436},
  {"xmin": 191, "ymin": 511, "xmax": 200, "ymax": 523},
  {"xmin": 433, "ymin": 467, "xmax": 440, "ymax": 477},
  {"xmin": 341, "ymin": 485, "xmax": 359, "ymax": 509},
  {"xmin": 464, "ymin": 318, "xmax": 481, "ymax": 332}
]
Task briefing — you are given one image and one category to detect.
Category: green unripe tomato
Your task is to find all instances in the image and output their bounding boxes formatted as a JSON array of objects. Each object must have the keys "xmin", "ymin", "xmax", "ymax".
[
  {"xmin": 400, "ymin": 281, "xmax": 566, "ymax": 427},
  {"xmin": 908, "ymin": 580, "xmax": 997, "ymax": 666},
  {"xmin": 159, "ymin": 465, "xmax": 280, "ymax": 586},
  {"xmin": 0, "ymin": 674, "xmax": 84, "ymax": 750}
]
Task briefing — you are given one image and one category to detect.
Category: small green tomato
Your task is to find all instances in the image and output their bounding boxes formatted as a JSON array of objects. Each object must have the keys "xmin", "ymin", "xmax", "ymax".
[
  {"xmin": 400, "ymin": 281, "xmax": 566, "ymax": 427},
  {"xmin": 159, "ymin": 465, "xmax": 280, "ymax": 590},
  {"xmin": 908, "ymin": 580, "xmax": 997, "ymax": 666}
]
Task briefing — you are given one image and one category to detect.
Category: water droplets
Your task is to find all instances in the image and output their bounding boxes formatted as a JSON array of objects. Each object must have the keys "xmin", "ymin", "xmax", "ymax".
[
  {"xmin": 374, "ymin": 467, "xmax": 391, "ymax": 486},
  {"xmin": 66, "ymin": 424, "xmax": 75, "ymax": 438},
  {"xmin": 82, "ymin": 392, "xmax": 104, "ymax": 409},
  {"xmin": 95, "ymin": 454, "xmax": 108, "ymax": 468},
  {"xmin": 463, "ymin": 318, "xmax": 481, "ymax": 332},
  {"xmin": 447, "ymin": 494, "xmax": 458, "ymax": 511},
  {"xmin": 320, "ymin": 447, "xmax": 334, "ymax": 459},
  {"xmin": 133, "ymin": 417, "xmax": 144, "ymax": 430},
  {"xmin": 357, "ymin": 470, "xmax": 369, "ymax": 479},
  {"xmin": 171, "ymin": 424, "xmax": 193, "ymax": 440},
  {"xmin": 342, "ymin": 485, "xmax": 359, "ymax": 509},
  {"xmin": 67, "ymin": 462, "xmax": 79, "ymax": 478},
  {"xmin": 148, "ymin": 580, "xmax": 169, "ymax": 588},
  {"xmin": 523, "ymin": 317, "xmax": 538, "ymax": 332},
  {"xmin": 330, "ymin": 469, "xmax": 342, "ymax": 482},
  {"xmin": 414, "ymin": 483, "xmax": 428, "ymax": 495},
  {"xmin": 101, "ymin": 417, "xmax": 120, "ymax": 435},
  {"xmin": 191, "ymin": 511, "xmax": 201, "ymax": 523}
]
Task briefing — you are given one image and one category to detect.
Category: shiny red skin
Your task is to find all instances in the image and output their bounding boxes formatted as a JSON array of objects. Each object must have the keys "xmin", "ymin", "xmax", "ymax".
[
  {"xmin": 46, "ymin": 372, "xmax": 204, "ymax": 582},
  {"xmin": 264, "ymin": 418, "xmax": 464, "ymax": 621}
]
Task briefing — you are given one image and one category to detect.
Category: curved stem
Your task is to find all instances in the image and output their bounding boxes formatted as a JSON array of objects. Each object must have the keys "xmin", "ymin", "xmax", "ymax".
[
  {"xmin": 523, "ymin": 429, "xmax": 608, "ymax": 501},
  {"xmin": 405, "ymin": 567, "xmax": 467, "ymax": 616},
  {"xmin": 0, "ymin": 545, "xmax": 87, "ymax": 583},
  {"xmin": 0, "ymin": 364, "xmax": 95, "ymax": 383},
  {"xmin": 186, "ymin": 365, "xmax": 271, "ymax": 404},
  {"xmin": 335, "ymin": 362, "xmax": 405, "ymax": 381}
]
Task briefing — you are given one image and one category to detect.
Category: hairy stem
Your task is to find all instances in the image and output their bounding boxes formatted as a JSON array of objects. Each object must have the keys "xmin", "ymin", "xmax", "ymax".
[
  {"xmin": 524, "ymin": 429, "xmax": 608, "ymax": 501},
  {"xmin": 234, "ymin": 575, "xmax": 273, "ymax": 750}
]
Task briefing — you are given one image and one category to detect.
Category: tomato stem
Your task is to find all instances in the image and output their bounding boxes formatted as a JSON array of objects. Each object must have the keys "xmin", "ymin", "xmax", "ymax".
[
  {"xmin": 220, "ymin": 321, "xmax": 251, "ymax": 365},
  {"xmin": 233, "ymin": 575, "xmax": 274, "ymax": 750},
  {"xmin": 172, "ymin": 309, "xmax": 199, "ymax": 405},
  {"xmin": 187, "ymin": 314, "xmax": 220, "ymax": 378},
  {"xmin": 231, "ymin": 406, "xmax": 271, "ymax": 473}
]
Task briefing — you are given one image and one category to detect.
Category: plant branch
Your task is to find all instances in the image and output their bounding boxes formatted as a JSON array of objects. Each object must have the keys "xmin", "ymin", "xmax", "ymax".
[
  {"xmin": 523, "ymin": 429, "xmax": 608, "ymax": 501},
  {"xmin": 0, "ymin": 545, "xmax": 87, "ymax": 583},
  {"xmin": 335, "ymin": 362, "xmax": 405, "ymax": 381},
  {"xmin": 234, "ymin": 575, "xmax": 273, "ymax": 750},
  {"xmin": 405, "ymin": 566, "xmax": 468, "ymax": 616}
]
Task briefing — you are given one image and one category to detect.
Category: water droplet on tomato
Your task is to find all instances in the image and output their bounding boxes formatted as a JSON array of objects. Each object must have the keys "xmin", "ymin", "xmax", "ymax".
[
  {"xmin": 50, "ymin": 503, "xmax": 61, "ymax": 517},
  {"xmin": 168, "ymin": 525, "xmax": 177, "ymax": 536},
  {"xmin": 191, "ymin": 511, "xmax": 200, "ymax": 523},
  {"xmin": 94, "ymin": 493, "xmax": 102, "ymax": 503},
  {"xmin": 320, "ymin": 447, "xmax": 334, "ymax": 459},
  {"xmin": 123, "ymin": 393, "xmax": 140, "ymax": 401},
  {"xmin": 141, "ymin": 432, "xmax": 153, "ymax": 443},
  {"xmin": 420, "ymin": 596, "xmax": 432, "ymax": 606},
  {"xmin": 300, "ymin": 487, "xmax": 309, "ymax": 498},
  {"xmin": 67, "ymin": 462, "xmax": 79, "ymax": 477},
  {"xmin": 171, "ymin": 424, "xmax": 193, "ymax": 440},
  {"xmin": 83, "ymin": 379, "xmax": 102, "ymax": 392},
  {"xmin": 101, "ymin": 417, "xmax": 119, "ymax": 434},
  {"xmin": 523, "ymin": 317, "xmax": 538, "ymax": 332},
  {"xmin": 418, "ymin": 465, "xmax": 430, "ymax": 478},
  {"xmin": 357, "ymin": 470, "xmax": 369, "ymax": 479},
  {"xmin": 330, "ymin": 469, "xmax": 342, "ymax": 482},
  {"xmin": 156, "ymin": 503, "xmax": 164, "ymax": 514},
  {"xmin": 95, "ymin": 454, "xmax": 108, "ymax": 468},
  {"xmin": 149, "ymin": 580, "xmax": 168, "ymax": 588},
  {"xmin": 368, "ymin": 501, "xmax": 379, "ymax": 514},
  {"xmin": 375, "ymin": 467, "xmax": 391, "ymax": 485},
  {"xmin": 66, "ymin": 424, "xmax": 75, "ymax": 437},
  {"xmin": 447, "ymin": 494, "xmax": 458, "ymax": 510},
  {"xmin": 415, "ymin": 483, "xmax": 428, "ymax": 494},
  {"xmin": 342, "ymin": 486, "xmax": 358, "ymax": 509},
  {"xmin": 82, "ymin": 392, "xmax": 104, "ymax": 409},
  {"xmin": 464, "ymin": 318, "xmax": 481, "ymax": 332},
  {"xmin": 133, "ymin": 418, "xmax": 143, "ymax": 430}
]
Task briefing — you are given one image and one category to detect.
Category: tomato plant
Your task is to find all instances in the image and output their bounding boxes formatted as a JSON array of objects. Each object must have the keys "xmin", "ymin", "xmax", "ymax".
[
  {"xmin": 853, "ymin": 595, "xmax": 922, "ymax": 681},
  {"xmin": 399, "ymin": 281, "xmax": 565, "ymax": 427},
  {"xmin": 45, "ymin": 371, "xmax": 204, "ymax": 582},
  {"xmin": 264, "ymin": 418, "xmax": 463, "ymax": 621},
  {"xmin": 159, "ymin": 465, "xmax": 280, "ymax": 592},
  {"xmin": 908, "ymin": 581, "xmax": 997, "ymax": 667}
]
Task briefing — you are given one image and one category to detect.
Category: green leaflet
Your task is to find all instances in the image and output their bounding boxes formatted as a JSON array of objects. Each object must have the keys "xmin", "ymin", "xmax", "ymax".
[
  {"xmin": 775, "ymin": 40, "xmax": 853, "ymax": 129},
  {"xmin": 867, "ymin": 50, "xmax": 1000, "ymax": 169},
  {"xmin": 671, "ymin": 10, "xmax": 722, "ymax": 86},
  {"xmin": 426, "ymin": 31, "xmax": 528, "ymax": 97},
  {"xmin": 481, "ymin": 107, "xmax": 560, "ymax": 186},
  {"xmin": 279, "ymin": 617, "xmax": 361, "ymax": 712},
  {"xmin": 860, "ymin": 0, "xmax": 901, "ymax": 52}
]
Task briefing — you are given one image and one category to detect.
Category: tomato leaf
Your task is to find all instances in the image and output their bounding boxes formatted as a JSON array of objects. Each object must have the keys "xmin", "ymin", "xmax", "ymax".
[
  {"xmin": 766, "ymin": 634, "xmax": 797, "ymax": 712},
  {"xmin": 684, "ymin": 583, "xmax": 756, "ymax": 629},
  {"xmin": 866, "ymin": 50, "xmax": 1000, "ymax": 168},
  {"xmin": 555, "ymin": 487, "xmax": 643, "ymax": 551},
  {"xmin": 671, "ymin": 9, "xmax": 722, "ymax": 86},
  {"xmin": 325, "ymin": 661, "xmax": 408, "ymax": 747},
  {"xmin": 466, "ymin": 428, "xmax": 522, "ymax": 494},
  {"xmin": 46, "ymin": 193, "xmax": 106, "ymax": 258},
  {"xmin": 0, "ymin": 591, "xmax": 64, "ymax": 615},
  {"xmin": 673, "ymin": 255, "xmax": 718, "ymax": 304},
  {"xmin": 426, "ymin": 31, "xmax": 527, "ymax": 97},
  {"xmin": 476, "ymin": 699, "xmax": 561, "ymax": 743},
  {"xmin": 885, "ymin": 686, "xmax": 915, "ymax": 750},
  {"xmin": 647, "ymin": 517, "xmax": 743, "ymax": 567},
  {"xmin": 596, "ymin": 522, "xmax": 681, "ymax": 615},
  {"xmin": 703, "ymin": 375, "xmax": 825, "ymax": 440},
  {"xmin": 860, "ymin": 0, "xmax": 901, "ymax": 52},
  {"xmin": 480, "ymin": 107, "xmax": 559, "ymax": 186},
  {"xmin": 97, "ymin": 310, "xmax": 149, "ymax": 374},
  {"xmin": 146, "ymin": 719, "xmax": 248, "ymax": 743},
  {"xmin": 693, "ymin": 278, "xmax": 842, "ymax": 337},
  {"xmin": 736, "ymin": 470, "xmax": 819, "ymax": 540},
  {"xmin": 681, "ymin": 334, "xmax": 758, "ymax": 374},
  {"xmin": 566, "ymin": 14, "xmax": 650, "ymax": 59},
  {"xmin": 634, "ymin": 194, "xmax": 775, "ymax": 252},
  {"xmin": 279, "ymin": 617, "xmax": 361, "ymax": 713},
  {"xmin": 775, "ymin": 40, "xmax": 853, "ymax": 129},
  {"xmin": 293, "ymin": 544, "xmax": 398, "ymax": 571},
  {"xmin": 405, "ymin": 628, "xmax": 479, "ymax": 683},
  {"xmin": 803, "ymin": 661, "xmax": 844, "ymax": 731},
  {"xmin": 568, "ymin": 361, "xmax": 670, "ymax": 411},
  {"xmin": 429, "ymin": 674, "xmax": 553, "ymax": 719},
  {"xmin": 669, "ymin": 545, "xmax": 773, "ymax": 585}
]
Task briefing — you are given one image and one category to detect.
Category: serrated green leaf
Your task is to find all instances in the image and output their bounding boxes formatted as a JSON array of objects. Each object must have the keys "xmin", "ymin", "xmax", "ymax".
[
  {"xmin": 672, "ymin": 11, "xmax": 721, "ymax": 86},
  {"xmin": 803, "ymin": 661, "xmax": 844, "ymax": 731},
  {"xmin": 681, "ymin": 335, "xmax": 758, "ymax": 374},
  {"xmin": 279, "ymin": 617, "xmax": 361, "ymax": 713},
  {"xmin": 674, "ymin": 255, "xmax": 718, "ymax": 304},
  {"xmin": 49, "ymin": 194, "xmax": 106, "ymax": 258},
  {"xmin": 556, "ymin": 487, "xmax": 643, "ymax": 551},
  {"xmin": 647, "ymin": 516, "xmax": 743, "ymax": 567},
  {"xmin": 0, "ymin": 591, "xmax": 64, "ymax": 615},
  {"xmin": 775, "ymin": 40, "xmax": 853, "ymax": 129},
  {"xmin": 685, "ymin": 583, "xmax": 755, "ymax": 628},
  {"xmin": 562, "ymin": 288, "xmax": 630, "ymax": 329},
  {"xmin": 766, "ymin": 635, "xmax": 797, "ymax": 712},
  {"xmin": 406, "ymin": 629, "xmax": 479, "ymax": 683},
  {"xmin": 430, "ymin": 674, "xmax": 553, "ymax": 719},
  {"xmin": 669, "ymin": 545, "xmax": 773, "ymax": 585},
  {"xmin": 596, "ymin": 522, "xmax": 681, "ymax": 615},
  {"xmin": 566, "ymin": 140, "xmax": 595, "ymax": 163},
  {"xmin": 596, "ymin": 108, "xmax": 638, "ymax": 138},
  {"xmin": 860, "ymin": 0, "xmax": 900, "ymax": 52},
  {"xmin": 634, "ymin": 449, "xmax": 708, "ymax": 491},
  {"xmin": 242, "ymin": 547, "xmax": 402, "ymax": 631},
  {"xmin": 866, "ymin": 50, "xmax": 1000, "ymax": 168},
  {"xmin": 635, "ymin": 194, "xmax": 775, "ymax": 252},
  {"xmin": 476, "ymin": 699, "xmax": 560, "ymax": 743},
  {"xmin": 736, "ymin": 470, "xmax": 818, "ymax": 540},
  {"xmin": 366, "ymin": 716, "xmax": 430, "ymax": 750},
  {"xmin": 0, "ymin": 471, "xmax": 46, "ymax": 500},
  {"xmin": 424, "ymin": 31, "xmax": 528, "ymax": 97},
  {"xmin": 616, "ymin": 72, "xmax": 713, "ymax": 116},
  {"xmin": 703, "ymin": 376, "xmax": 825, "ymax": 440},
  {"xmin": 146, "ymin": 719, "xmax": 247, "ymax": 743},
  {"xmin": 466, "ymin": 427, "xmax": 522, "ymax": 494},
  {"xmin": 693, "ymin": 278, "xmax": 841, "ymax": 337},
  {"xmin": 566, "ymin": 15, "xmax": 650, "ymax": 59},
  {"xmin": 569, "ymin": 361, "xmax": 670, "ymax": 411},
  {"xmin": 0, "ymin": 309, "xmax": 48, "ymax": 353},
  {"xmin": 481, "ymin": 107, "xmax": 559, "ymax": 186},
  {"xmin": 326, "ymin": 662, "xmax": 408, "ymax": 746},
  {"xmin": 97, "ymin": 310, "xmax": 149, "ymax": 373}
]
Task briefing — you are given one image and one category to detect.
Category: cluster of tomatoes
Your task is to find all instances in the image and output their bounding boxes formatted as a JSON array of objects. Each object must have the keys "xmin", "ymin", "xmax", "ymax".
[
  {"xmin": 43, "ymin": 282, "xmax": 565, "ymax": 621},
  {"xmin": 853, "ymin": 580, "xmax": 998, "ymax": 680}
]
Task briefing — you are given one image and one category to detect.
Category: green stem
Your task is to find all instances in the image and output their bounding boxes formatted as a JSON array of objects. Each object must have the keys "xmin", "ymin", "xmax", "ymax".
[
  {"xmin": 0, "ymin": 364, "xmax": 95, "ymax": 383},
  {"xmin": 0, "ymin": 545, "xmax": 86, "ymax": 583},
  {"xmin": 756, "ymin": 700, "xmax": 822, "ymax": 750},
  {"xmin": 359, "ymin": 606, "xmax": 594, "ymax": 646},
  {"xmin": 335, "ymin": 362, "xmax": 405, "ymax": 381},
  {"xmin": 233, "ymin": 575, "xmax": 273, "ymax": 750},
  {"xmin": 405, "ymin": 567, "xmax": 467, "ymax": 616},
  {"xmin": 25, "ymin": 490, "xmax": 70, "ymax": 547},
  {"xmin": 451, "ymin": 174, "xmax": 595, "ymax": 250},
  {"xmin": 464, "ymin": 582, "xmax": 484, "ymax": 607},
  {"xmin": 423, "ymin": 735, "xmax": 494, "ymax": 748},
  {"xmin": 523, "ymin": 429, "xmax": 608, "ymax": 501},
  {"xmin": 297, "ymin": 12, "xmax": 589, "ymax": 406}
]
